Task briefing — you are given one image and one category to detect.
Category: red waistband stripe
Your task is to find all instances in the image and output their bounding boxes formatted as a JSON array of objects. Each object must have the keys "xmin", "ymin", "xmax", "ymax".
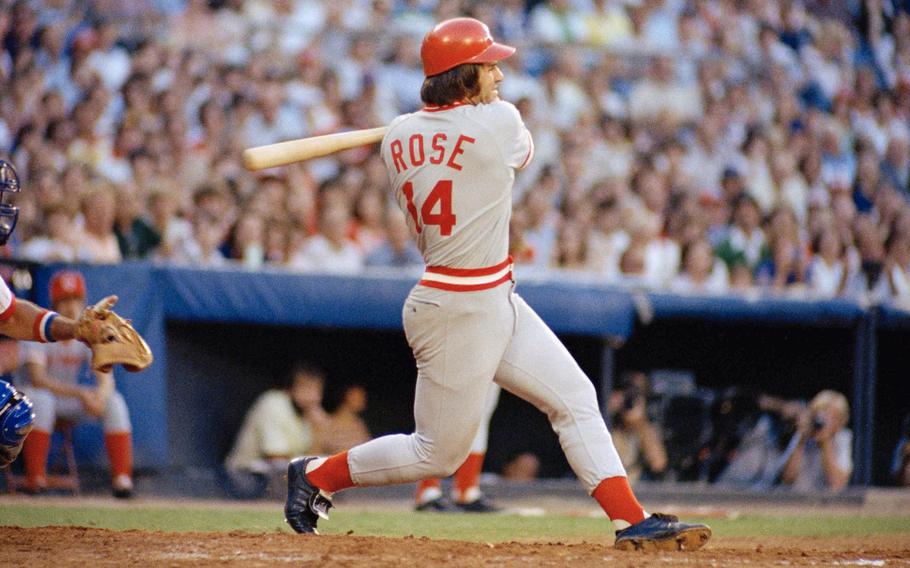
[
  {"xmin": 419, "ymin": 257, "xmax": 513, "ymax": 292},
  {"xmin": 424, "ymin": 257, "xmax": 512, "ymax": 277}
]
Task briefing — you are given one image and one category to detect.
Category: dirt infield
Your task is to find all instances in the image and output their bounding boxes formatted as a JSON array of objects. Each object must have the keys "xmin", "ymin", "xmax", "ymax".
[{"xmin": 2, "ymin": 526, "xmax": 908, "ymax": 567}]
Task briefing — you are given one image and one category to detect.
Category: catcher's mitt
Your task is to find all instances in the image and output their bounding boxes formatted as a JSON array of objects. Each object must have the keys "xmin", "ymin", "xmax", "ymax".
[{"xmin": 77, "ymin": 295, "xmax": 153, "ymax": 373}]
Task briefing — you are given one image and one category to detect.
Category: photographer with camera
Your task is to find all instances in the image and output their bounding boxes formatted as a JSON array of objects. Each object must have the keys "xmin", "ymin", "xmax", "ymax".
[
  {"xmin": 607, "ymin": 371, "xmax": 668, "ymax": 482},
  {"xmin": 780, "ymin": 390, "xmax": 852, "ymax": 492},
  {"xmin": 892, "ymin": 414, "xmax": 910, "ymax": 487}
]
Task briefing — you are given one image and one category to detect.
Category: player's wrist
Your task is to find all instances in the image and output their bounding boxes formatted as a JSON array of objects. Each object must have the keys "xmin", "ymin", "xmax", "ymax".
[{"xmin": 34, "ymin": 310, "xmax": 60, "ymax": 343}]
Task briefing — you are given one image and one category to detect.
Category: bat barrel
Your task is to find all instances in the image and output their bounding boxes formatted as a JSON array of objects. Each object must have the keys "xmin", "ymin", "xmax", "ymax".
[{"xmin": 242, "ymin": 126, "xmax": 389, "ymax": 170}]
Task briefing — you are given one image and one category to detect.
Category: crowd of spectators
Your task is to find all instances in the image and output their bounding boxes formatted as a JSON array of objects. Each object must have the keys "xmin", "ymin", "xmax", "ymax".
[{"xmin": 2, "ymin": 0, "xmax": 910, "ymax": 305}]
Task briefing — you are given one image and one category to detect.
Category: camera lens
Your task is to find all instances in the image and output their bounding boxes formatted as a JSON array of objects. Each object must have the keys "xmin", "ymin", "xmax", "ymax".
[{"xmin": 812, "ymin": 416, "xmax": 825, "ymax": 432}]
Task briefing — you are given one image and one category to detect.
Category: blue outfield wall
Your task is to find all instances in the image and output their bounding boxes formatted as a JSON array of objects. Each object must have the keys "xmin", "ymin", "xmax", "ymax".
[{"xmin": 20, "ymin": 262, "xmax": 908, "ymax": 484}]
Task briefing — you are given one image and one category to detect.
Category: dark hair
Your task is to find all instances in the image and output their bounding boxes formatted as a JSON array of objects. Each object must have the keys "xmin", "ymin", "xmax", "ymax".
[
  {"xmin": 287, "ymin": 361, "xmax": 325, "ymax": 389},
  {"xmin": 420, "ymin": 64, "xmax": 481, "ymax": 106},
  {"xmin": 731, "ymin": 192, "xmax": 758, "ymax": 211}
]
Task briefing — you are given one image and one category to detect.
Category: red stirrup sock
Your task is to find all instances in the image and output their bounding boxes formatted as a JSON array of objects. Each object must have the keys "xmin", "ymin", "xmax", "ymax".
[
  {"xmin": 453, "ymin": 452, "xmax": 485, "ymax": 503},
  {"xmin": 416, "ymin": 478, "xmax": 442, "ymax": 503},
  {"xmin": 22, "ymin": 430, "xmax": 51, "ymax": 490},
  {"xmin": 592, "ymin": 476, "xmax": 646, "ymax": 529},
  {"xmin": 306, "ymin": 451, "xmax": 354, "ymax": 493},
  {"xmin": 104, "ymin": 432, "xmax": 133, "ymax": 478}
]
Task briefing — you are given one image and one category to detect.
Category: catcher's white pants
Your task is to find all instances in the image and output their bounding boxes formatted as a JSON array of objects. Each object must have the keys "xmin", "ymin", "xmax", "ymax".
[
  {"xmin": 347, "ymin": 283, "xmax": 626, "ymax": 493},
  {"xmin": 23, "ymin": 387, "xmax": 132, "ymax": 433}
]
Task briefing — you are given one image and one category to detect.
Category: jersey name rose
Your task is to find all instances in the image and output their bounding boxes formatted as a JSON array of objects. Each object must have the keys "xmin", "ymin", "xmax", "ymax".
[{"xmin": 389, "ymin": 134, "xmax": 476, "ymax": 173}]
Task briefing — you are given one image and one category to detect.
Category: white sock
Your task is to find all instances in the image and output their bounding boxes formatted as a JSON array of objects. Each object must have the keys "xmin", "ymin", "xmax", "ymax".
[
  {"xmin": 303, "ymin": 457, "xmax": 334, "ymax": 497},
  {"xmin": 612, "ymin": 510, "xmax": 649, "ymax": 531},
  {"xmin": 418, "ymin": 486, "xmax": 443, "ymax": 504},
  {"xmin": 455, "ymin": 486, "xmax": 482, "ymax": 504},
  {"xmin": 305, "ymin": 457, "xmax": 328, "ymax": 474}
]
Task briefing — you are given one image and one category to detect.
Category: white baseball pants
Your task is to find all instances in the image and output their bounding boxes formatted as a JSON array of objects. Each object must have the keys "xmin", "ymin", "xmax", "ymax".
[{"xmin": 347, "ymin": 283, "xmax": 627, "ymax": 493}]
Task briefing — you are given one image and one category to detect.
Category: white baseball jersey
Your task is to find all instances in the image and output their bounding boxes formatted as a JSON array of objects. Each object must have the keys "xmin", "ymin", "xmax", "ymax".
[{"xmin": 381, "ymin": 100, "xmax": 533, "ymax": 271}]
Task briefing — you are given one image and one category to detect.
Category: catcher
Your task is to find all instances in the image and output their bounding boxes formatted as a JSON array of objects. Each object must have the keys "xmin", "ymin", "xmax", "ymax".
[{"xmin": 0, "ymin": 160, "xmax": 151, "ymax": 482}]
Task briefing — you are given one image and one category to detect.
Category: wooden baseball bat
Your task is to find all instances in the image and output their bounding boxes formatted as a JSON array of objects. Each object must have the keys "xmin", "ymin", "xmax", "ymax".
[{"xmin": 242, "ymin": 126, "xmax": 389, "ymax": 171}]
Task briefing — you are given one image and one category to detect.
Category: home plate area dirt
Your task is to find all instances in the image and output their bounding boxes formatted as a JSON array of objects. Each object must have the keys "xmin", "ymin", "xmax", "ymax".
[{"xmin": 2, "ymin": 527, "xmax": 909, "ymax": 567}]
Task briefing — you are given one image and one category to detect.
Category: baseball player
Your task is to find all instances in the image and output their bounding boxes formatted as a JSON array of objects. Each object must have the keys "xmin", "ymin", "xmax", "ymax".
[
  {"xmin": 415, "ymin": 382, "xmax": 500, "ymax": 512},
  {"xmin": 18, "ymin": 270, "xmax": 135, "ymax": 497},
  {"xmin": 285, "ymin": 19, "xmax": 711, "ymax": 551},
  {"xmin": 0, "ymin": 160, "xmax": 110, "ymax": 471}
]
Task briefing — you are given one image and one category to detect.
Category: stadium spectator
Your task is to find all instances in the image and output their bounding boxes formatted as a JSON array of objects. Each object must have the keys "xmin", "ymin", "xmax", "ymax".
[
  {"xmin": 501, "ymin": 451, "xmax": 541, "ymax": 481},
  {"xmin": 147, "ymin": 189, "xmax": 193, "ymax": 262},
  {"xmin": 17, "ymin": 270, "xmax": 135, "ymax": 498},
  {"xmin": 179, "ymin": 214, "xmax": 227, "ymax": 267},
  {"xmin": 780, "ymin": 390, "xmax": 853, "ymax": 492},
  {"xmin": 224, "ymin": 363, "xmax": 329, "ymax": 499},
  {"xmin": 880, "ymin": 136, "xmax": 910, "ymax": 195},
  {"xmin": 225, "ymin": 212, "xmax": 266, "ymax": 270},
  {"xmin": 19, "ymin": 203, "xmax": 77, "ymax": 263},
  {"xmin": 607, "ymin": 371, "xmax": 668, "ymax": 482},
  {"xmin": 892, "ymin": 414, "xmax": 910, "ymax": 487},
  {"xmin": 716, "ymin": 193, "xmax": 768, "ymax": 274},
  {"xmin": 318, "ymin": 384, "xmax": 371, "ymax": 457},
  {"xmin": 885, "ymin": 230, "xmax": 910, "ymax": 302},
  {"xmin": 365, "ymin": 208, "xmax": 423, "ymax": 269},
  {"xmin": 528, "ymin": 0, "xmax": 587, "ymax": 44},
  {"xmin": 114, "ymin": 186, "xmax": 160, "ymax": 259},
  {"xmin": 628, "ymin": 55, "xmax": 703, "ymax": 126},
  {"xmin": 755, "ymin": 231, "xmax": 808, "ymax": 291},
  {"xmin": 350, "ymin": 187, "xmax": 387, "ymax": 256},
  {"xmin": 551, "ymin": 219, "xmax": 590, "ymax": 271},
  {"xmin": 585, "ymin": 197, "xmax": 630, "ymax": 280},
  {"xmin": 521, "ymin": 181, "xmax": 560, "ymax": 269},
  {"xmin": 0, "ymin": 0, "xmax": 907, "ymax": 307},
  {"xmin": 670, "ymin": 238, "xmax": 729, "ymax": 295},
  {"xmin": 76, "ymin": 184, "xmax": 122, "ymax": 264},
  {"xmin": 289, "ymin": 203, "xmax": 363, "ymax": 274},
  {"xmin": 807, "ymin": 227, "xmax": 848, "ymax": 297},
  {"xmin": 619, "ymin": 240, "xmax": 648, "ymax": 284}
]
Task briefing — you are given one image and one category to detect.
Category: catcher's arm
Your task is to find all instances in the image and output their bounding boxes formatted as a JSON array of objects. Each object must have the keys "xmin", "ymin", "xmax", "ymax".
[{"xmin": 0, "ymin": 297, "xmax": 81, "ymax": 342}]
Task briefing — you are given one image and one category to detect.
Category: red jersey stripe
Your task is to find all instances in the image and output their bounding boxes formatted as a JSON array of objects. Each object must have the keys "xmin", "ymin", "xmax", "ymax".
[{"xmin": 422, "ymin": 101, "xmax": 468, "ymax": 113}]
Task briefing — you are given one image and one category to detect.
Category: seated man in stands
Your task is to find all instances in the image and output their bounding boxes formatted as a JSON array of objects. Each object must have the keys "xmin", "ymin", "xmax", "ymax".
[
  {"xmin": 780, "ymin": 390, "xmax": 852, "ymax": 492},
  {"xmin": 224, "ymin": 363, "xmax": 329, "ymax": 498},
  {"xmin": 18, "ymin": 270, "xmax": 135, "ymax": 497},
  {"xmin": 318, "ymin": 384, "xmax": 372, "ymax": 456}
]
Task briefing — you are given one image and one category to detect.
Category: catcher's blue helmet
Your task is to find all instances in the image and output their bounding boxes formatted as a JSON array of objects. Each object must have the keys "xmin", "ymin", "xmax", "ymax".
[
  {"xmin": 0, "ymin": 379, "xmax": 34, "ymax": 451},
  {"xmin": 0, "ymin": 160, "xmax": 21, "ymax": 246}
]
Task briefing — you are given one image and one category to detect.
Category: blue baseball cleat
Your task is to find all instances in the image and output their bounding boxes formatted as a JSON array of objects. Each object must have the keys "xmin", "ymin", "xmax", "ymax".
[
  {"xmin": 284, "ymin": 457, "xmax": 333, "ymax": 535},
  {"xmin": 613, "ymin": 513, "xmax": 712, "ymax": 551}
]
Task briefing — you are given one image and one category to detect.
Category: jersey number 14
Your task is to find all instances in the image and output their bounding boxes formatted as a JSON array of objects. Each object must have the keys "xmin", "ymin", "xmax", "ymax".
[{"xmin": 402, "ymin": 180, "xmax": 456, "ymax": 236}]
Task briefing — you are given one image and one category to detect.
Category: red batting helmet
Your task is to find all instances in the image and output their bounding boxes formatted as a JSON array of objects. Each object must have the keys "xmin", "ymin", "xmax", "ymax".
[
  {"xmin": 49, "ymin": 270, "xmax": 86, "ymax": 304},
  {"xmin": 420, "ymin": 18, "xmax": 516, "ymax": 77}
]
